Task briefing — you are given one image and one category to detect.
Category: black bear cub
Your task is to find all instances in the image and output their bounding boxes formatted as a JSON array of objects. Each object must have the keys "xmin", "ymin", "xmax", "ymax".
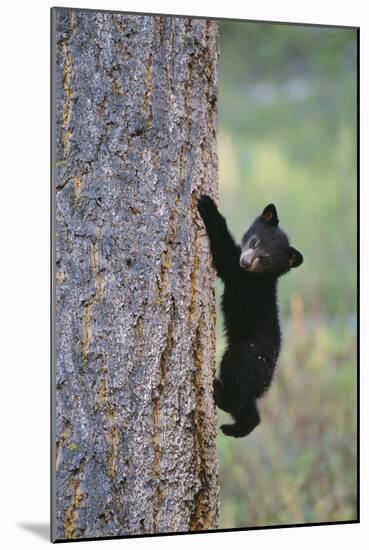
[{"xmin": 198, "ymin": 195, "xmax": 303, "ymax": 438}]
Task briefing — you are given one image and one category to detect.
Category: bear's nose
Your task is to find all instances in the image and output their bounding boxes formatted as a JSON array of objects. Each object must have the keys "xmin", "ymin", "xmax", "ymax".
[{"xmin": 240, "ymin": 257, "xmax": 251, "ymax": 269}]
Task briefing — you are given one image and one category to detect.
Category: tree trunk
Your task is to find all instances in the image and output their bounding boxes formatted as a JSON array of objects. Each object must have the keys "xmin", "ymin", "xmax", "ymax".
[{"xmin": 52, "ymin": 8, "xmax": 219, "ymax": 541}]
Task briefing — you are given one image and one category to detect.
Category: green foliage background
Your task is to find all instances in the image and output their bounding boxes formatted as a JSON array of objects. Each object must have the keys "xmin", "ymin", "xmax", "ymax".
[{"xmin": 216, "ymin": 21, "xmax": 357, "ymax": 528}]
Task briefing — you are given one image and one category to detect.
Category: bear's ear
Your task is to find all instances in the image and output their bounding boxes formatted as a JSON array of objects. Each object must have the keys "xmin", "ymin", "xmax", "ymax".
[
  {"xmin": 288, "ymin": 247, "xmax": 303, "ymax": 268},
  {"xmin": 261, "ymin": 204, "xmax": 279, "ymax": 226}
]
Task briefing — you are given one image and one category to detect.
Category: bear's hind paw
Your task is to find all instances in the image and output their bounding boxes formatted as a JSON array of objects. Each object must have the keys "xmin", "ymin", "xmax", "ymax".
[{"xmin": 220, "ymin": 421, "xmax": 257, "ymax": 438}]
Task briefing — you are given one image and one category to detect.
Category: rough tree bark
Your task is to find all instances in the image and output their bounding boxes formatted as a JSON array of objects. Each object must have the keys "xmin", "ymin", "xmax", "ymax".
[{"xmin": 52, "ymin": 8, "xmax": 219, "ymax": 541}]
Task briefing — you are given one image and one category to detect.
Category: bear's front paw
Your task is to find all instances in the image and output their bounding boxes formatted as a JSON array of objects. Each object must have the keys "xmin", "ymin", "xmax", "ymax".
[{"xmin": 197, "ymin": 195, "xmax": 217, "ymax": 218}]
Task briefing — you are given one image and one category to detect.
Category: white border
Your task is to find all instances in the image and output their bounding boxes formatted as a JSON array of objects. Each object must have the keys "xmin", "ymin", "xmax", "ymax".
[{"xmin": 1, "ymin": 1, "xmax": 364, "ymax": 548}]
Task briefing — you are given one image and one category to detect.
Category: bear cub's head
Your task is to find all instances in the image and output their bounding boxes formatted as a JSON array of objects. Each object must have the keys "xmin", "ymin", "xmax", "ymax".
[{"xmin": 240, "ymin": 204, "xmax": 303, "ymax": 278}]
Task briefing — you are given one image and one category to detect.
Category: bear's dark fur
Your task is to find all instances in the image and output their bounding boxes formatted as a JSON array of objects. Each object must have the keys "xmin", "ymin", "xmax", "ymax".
[{"xmin": 198, "ymin": 195, "xmax": 303, "ymax": 438}]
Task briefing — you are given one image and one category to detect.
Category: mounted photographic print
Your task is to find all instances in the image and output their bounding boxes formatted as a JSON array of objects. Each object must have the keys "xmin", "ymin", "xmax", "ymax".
[{"xmin": 51, "ymin": 7, "xmax": 358, "ymax": 542}]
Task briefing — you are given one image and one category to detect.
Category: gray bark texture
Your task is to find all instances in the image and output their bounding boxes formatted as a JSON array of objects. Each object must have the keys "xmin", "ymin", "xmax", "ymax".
[{"xmin": 52, "ymin": 8, "xmax": 219, "ymax": 541}]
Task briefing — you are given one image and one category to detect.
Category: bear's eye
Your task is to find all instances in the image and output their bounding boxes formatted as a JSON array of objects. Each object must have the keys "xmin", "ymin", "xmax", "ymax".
[
  {"xmin": 249, "ymin": 237, "xmax": 258, "ymax": 249},
  {"xmin": 260, "ymin": 256, "xmax": 270, "ymax": 266}
]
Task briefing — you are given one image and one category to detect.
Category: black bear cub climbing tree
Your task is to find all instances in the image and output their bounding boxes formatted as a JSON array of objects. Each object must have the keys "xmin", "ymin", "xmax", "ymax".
[{"xmin": 52, "ymin": 8, "xmax": 220, "ymax": 540}]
